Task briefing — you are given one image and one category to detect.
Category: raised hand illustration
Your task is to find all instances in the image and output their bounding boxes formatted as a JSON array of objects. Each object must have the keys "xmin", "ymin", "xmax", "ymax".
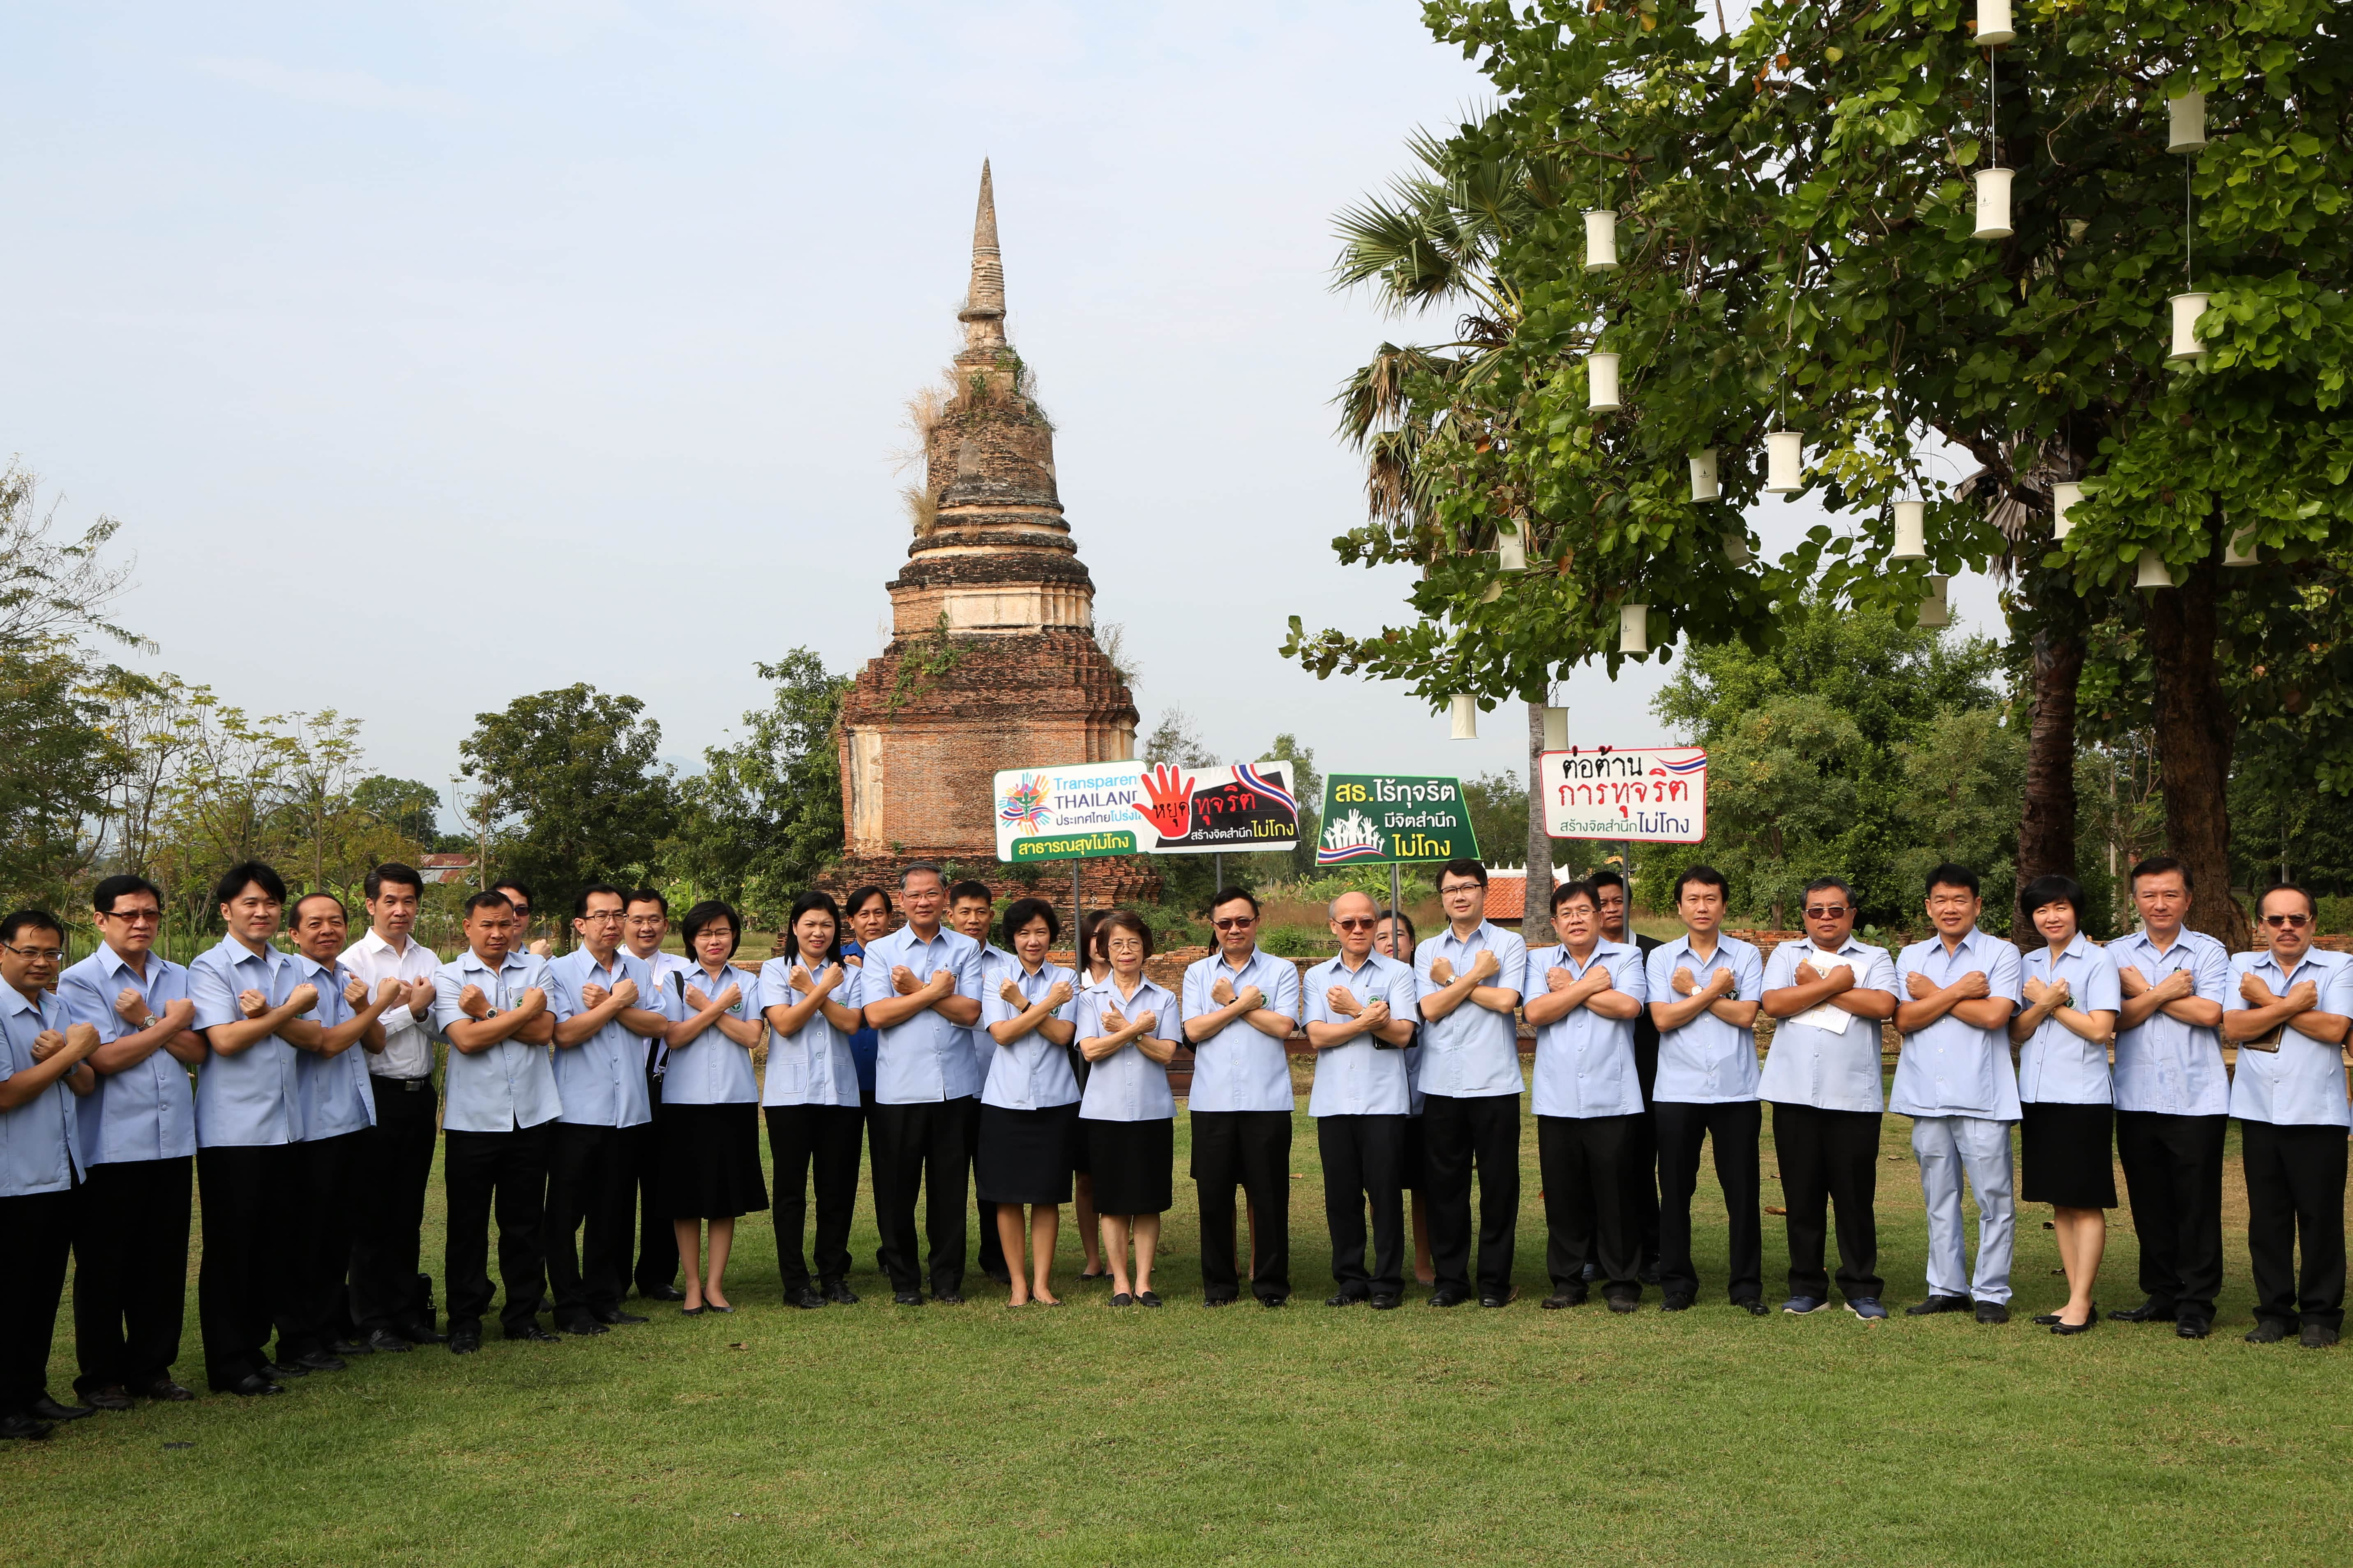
[{"xmin": 1132, "ymin": 763, "xmax": 1195, "ymax": 841}]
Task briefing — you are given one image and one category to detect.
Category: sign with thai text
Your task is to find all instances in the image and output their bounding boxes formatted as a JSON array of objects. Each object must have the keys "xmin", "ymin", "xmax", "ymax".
[
  {"xmin": 1315, "ymin": 775, "xmax": 1479, "ymax": 865},
  {"xmin": 993, "ymin": 760, "xmax": 1299, "ymax": 861},
  {"xmin": 1539, "ymin": 746, "xmax": 1707, "ymax": 843}
]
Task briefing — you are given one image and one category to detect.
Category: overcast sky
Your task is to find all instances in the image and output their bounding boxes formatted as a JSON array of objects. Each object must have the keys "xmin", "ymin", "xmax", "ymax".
[{"xmin": 3, "ymin": 1, "xmax": 2003, "ymax": 847}]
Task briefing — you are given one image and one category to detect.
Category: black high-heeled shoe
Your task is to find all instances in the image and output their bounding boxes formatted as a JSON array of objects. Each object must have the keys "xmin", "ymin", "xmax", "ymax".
[{"xmin": 2051, "ymin": 1305, "xmax": 2099, "ymax": 1335}]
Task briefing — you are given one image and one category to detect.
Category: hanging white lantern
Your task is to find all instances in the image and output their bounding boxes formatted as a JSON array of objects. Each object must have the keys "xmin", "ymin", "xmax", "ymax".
[
  {"xmin": 1892, "ymin": 500, "xmax": 1928, "ymax": 560},
  {"xmin": 1689, "ymin": 448, "xmax": 1719, "ymax": 502},
  {"xmin": 1974, "ymin": 0, "xmax": 2014, "ymax": 46},
  {"xmin": 1917, "ymin": 575, "xmax": 1952, "ymax": 629},
  {"xmin": 1543, "ymin": 706, "xmax": 1569, "ymax": 750},
  {"xmin": 2224, "ymin": 526, "xmax": 2258, "ymax": 567},
  {"xmin": 1725, "ymin": 531, "xmax": 1751, "ymax": 567},
  {"xmin": 2051, "ymin": 481, "xmax": 2082, "ymax": 540},
  {"xmin": 1588, "ymin": 352, "xmax": 1621, "ymax": 412},
  {"xmin": 1497, "ymin": 524, "xmax": 1526, "ymax": 572},
  {"xmin": 2168, "ymin": 292, "xmax": 2211, "ymax": 361},
  {"xmin": 1618, "ymin": 603, "xmax": 1650, "ymax": 655},
  {"xmin": 1584, "ymin": 209, "xmax": 1618, "ymax": 272},
  {"xmin": 1449, "ymin": 695, "xmax": 1479, "ymax": 740},
  {"xmin": 1765, "ymin": 431, "xmax": 1804, "ymax": 494},
  {"xmin": 2134, "ymin": 549, "xmax": 2173, "ymax": 589},
  {"xmin": 1973, "ymin": 167, "xmax": 2014, "ymax": 239},
  {"xmin": 2167, "ymin": 91, "xmax": 2207, "ymax": 154}
]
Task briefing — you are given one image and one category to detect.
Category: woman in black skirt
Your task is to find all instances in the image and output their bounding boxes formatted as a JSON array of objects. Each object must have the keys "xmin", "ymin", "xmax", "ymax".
[
  {"xmin": 1070, "ymin": 910, "xmax": 1112, "ymax": 1282},
  {"xmin": 2008, "ymin": 874, "xmax": 2121, "ymax": 1335},
  {"xmin": 1075, "ymin": 910, "xmax": 1181, "ymax": 1307},
  {"xmin": 978, "ymin": 897, "xmax": 1080, "ymax": 1305},
  {"xmin": 659, "ymin": 900, "xmax": 768, "ymax": 1316}
]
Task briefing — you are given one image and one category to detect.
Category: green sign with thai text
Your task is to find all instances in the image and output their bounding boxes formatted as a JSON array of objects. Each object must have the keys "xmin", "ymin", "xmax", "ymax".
[{"xmin": 1315, "ymin": 775, "xmax": 1479, "ymax": 865}]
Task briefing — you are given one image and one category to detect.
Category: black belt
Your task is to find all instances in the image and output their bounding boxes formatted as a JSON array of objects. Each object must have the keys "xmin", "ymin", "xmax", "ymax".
[{"xmin": 372, "ymin": 1077, "xmax": 433, "ymax": 1093}]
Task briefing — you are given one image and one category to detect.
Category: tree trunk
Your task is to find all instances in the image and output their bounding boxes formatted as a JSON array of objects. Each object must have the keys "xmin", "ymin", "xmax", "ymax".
[
  {"xmin": 1523, "ymin": 701, "xmax": 1555, "ymax": 945},
  {"xmin": 2016, "ymin": 606, "xmax": 2085, "ymax": 890},
  {"xmin": 2145, "ymin": 558, "xmax": 2247, "ymax": 951}
]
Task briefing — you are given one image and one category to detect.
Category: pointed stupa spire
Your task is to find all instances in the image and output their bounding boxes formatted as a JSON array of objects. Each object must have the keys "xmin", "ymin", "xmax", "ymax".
[{"xmin": 957, "ymin": 159, "xmax": 1007, "ymax": 350}]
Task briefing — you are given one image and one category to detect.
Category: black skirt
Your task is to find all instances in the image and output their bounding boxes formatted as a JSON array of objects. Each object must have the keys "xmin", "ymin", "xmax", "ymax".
[
  {"xmin": 2019, "ymin": 1100, "xmax": 2117, "ymax": 1209},
  {"xmin": 1400, "ymin": 1114, "xmax": 1428, "ymax": 1194},
  {"xmin": 1067, "ymin": 1107, "xmax": 1092, "ymax": 1174},
  {"xmin": 1084, "ymin": 1116, "xmax": 1174, "ymax": 1216},
  {"xmin": 976, "ymin": 1103, "xmax": 1077, "ymax": 1205},
  {"xmin": 660, "ymin": 1102, "xmax": 769, "ymax": 1219}
]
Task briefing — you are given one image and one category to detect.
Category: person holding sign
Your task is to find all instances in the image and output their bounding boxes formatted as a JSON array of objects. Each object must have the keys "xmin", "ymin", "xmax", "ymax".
[
  {"xmin": 1076, "ymin": 911, "xmax": 1181, "ymax": 1306},
  {"xmin": 1414, "ymin": 861, "xmax": 1527, "ymax": 1308},
  {"xmin": 759, "ymin": 892, "xmax": 866, "ymax": 1309},
  {"xmin": 658, "ymin": 902, "xmax": 768, "ymax": 1317},
  {"xmin": 1302, "ymin": 890, "xmax": 1419, "ymax": 1309},
  {"xmin": 978, "ymin": 898, "xmax": 1081, "ymax": 1306},
  {"xmin": 1182, "ymin": 888, "xmax": 1303, "ymax": 1307},
  {"xmin": 1757, "ymin": 877, "xmax": 1899, "ymax": 1318},
  {"xmin": 2223, "ymin": 884, "xmax": 2353, "ymax": 1348}
]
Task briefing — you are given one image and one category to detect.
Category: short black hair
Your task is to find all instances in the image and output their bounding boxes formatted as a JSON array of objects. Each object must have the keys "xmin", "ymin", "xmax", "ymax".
[
  {"xmin": 1001, "ymin": 897, "xmax": 1060, "ymax": 946},
  {"xmin": 2130, "ymin": 854, "xmax": 2192, "ymax": 892},
  {"xmin": 1551, "ymin": 879, "xmax": 1599, "ymax": 914},
  {"xmin": 574, "ymin": 883, "xmax": 628, "ymax": 919},
  {"xmin": 624, "ymin": 887, "xmax": 668, "ymax": 915},
  {"xmin": 1077, "ymin": 907, "xmax": 1108, "ymax": 963},
  {"xmin": 844, "ymin": 885, "xmax": 891, "ymax": 920},
  {"xmin": 2019, "ymin": 874, "xmax": 2086, "ymax": 923},
  {"xmin": 899, "ymin": 862, "xmax": 945, "ymax": 889},
  {"xmin": 785, "ymin": 890, "xmax": 845, "ymax": 967},
  {"xmin": 1377, "ymin": 909, "xmax": 1416, "ymax": 948},
  {"xmin": 1588, "ymin": 869, "xmax": 1628, "ymax": 896},
  {"xmin": 289, "ymin": 892, "xmax": 346, "ymax": 927},
  {"xmin": 1439, "ymin": 860, "xmax": 1488, "ymax": 890},
  {"xmin": 1924, "ymin": 862, "xmax": 1981, "ymax": 898},
  {"xmin": 490, "ymin": 878, "xmax": 535, "ymax": 907},
  {"xmin": 1801, "ymin": 875, "xmax": 1855, "ymax": 905},
  {"xmin": 1096, "ymin": 909, "xmax": 1153, "ymax": 961},
  {"xmin": 2258, "ymin": 882, "xmax": 2319, "ymax": 920},
  {"xmin": 214, "ymin": 861, "xmax": 286, "ymax": 908},
  {"xmin": 1673, "ymin": 864, "xmax": 1729, "ymax": 902},
  {"xmin": 1210, "ymin": 886, "xmax": 1260, "ymax": 916},
  {"xmin": 947, "ymin": 879, "xmax": 994, "ymax": 907},
  {"xmin": 463, "ymin": 890, "xmax": 514, "ymax": 918},
  {"xmin": 0, "ymin": 909, "xmax": 65, "ymax": 946},
  {"xmin": 681, "ymin": 899, "xmax": 741, "ymax": 957},
  {"xmin": 93, "ymin": 874, "xmax": 163, "ymax": 915},
  {"xmin": 365, "ymin": 862, "xmax": 423, "ymax": 901}
]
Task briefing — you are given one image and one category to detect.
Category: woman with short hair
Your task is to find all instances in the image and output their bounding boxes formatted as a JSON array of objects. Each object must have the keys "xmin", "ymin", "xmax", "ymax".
[
  {"xmin": 1075, "ymin": 910, "xmax": 1181, "ymax": 1306},
  {"xmin": 760, "ymin": 890, "xmax": 865, "ymax": 1309},
  {"xmin": 978, "ymin": 897, "xmax": 1080, "ymax": 1305},
  {"xmin": 659, "ymin": 901, "xmax": 768, "ymax": 1315}
]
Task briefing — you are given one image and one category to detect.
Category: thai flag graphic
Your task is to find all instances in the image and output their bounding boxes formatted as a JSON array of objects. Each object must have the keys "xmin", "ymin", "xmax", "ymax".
[{"xmin": 1234, "ymin": 763, "xmax": 1296, "ymax": 814}]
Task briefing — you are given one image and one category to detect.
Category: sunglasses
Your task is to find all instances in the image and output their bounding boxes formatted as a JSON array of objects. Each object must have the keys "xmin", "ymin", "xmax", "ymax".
[
  {"xmin": 2262, "ymin": 913, "xmax": 2312, "ymax": 928},
  {"xmin": 1213, "ymin": 916, "xmax": 1257, "ymax": 932},
  {"xmin": 1802, "ymin": 905, "xmax": 1850, "ymax": 919},
  {"xmin": 1333, "ymin": 917, "xmax": 1377, "ymax": 932}
]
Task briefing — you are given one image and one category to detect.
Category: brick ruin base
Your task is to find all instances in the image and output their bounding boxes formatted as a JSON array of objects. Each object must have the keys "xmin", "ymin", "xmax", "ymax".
[{"xmin": 814, "ymin": 852, "xmax": 1161, "ymax": 932}]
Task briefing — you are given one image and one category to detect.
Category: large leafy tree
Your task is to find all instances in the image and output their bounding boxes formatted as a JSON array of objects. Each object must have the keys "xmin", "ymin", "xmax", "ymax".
[
  {"xmin": 670, "ymin": 651, "xmax": 848, "ymax": 924},
  {"xmin": 459, "ymin": 684, "xmax": 676, "ymax": 919}
]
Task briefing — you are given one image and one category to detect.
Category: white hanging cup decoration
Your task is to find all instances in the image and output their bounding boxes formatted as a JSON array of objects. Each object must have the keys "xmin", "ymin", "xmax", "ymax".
[
  {"xmin": 1892, "ymin": 500, "xmax": 1928, "ymax": 560},
  {"xmin": 1542, "ymin": 706, "xmax": 1569, "ymax": 750},
  {"xmin": 1449, "ymin": 695, "xmax": 1479, "ymax": 740},
  {"xmin": 1618, "ymin": 604, "xmax": 1650, "ymax": 655},
  {"xmin": 2168, "ymin": 292, "xmax": 2211, "ymax": 361},
  {"xmin": 2224, "ymin": 526, "xmax": 2258, "ymax": 567},
  {"xmin": 1917, "ymin": 575, "xmax": 1952, "ymax": 629},
  {"xmin": 1974, "ymin": 0, "xmax": 2014, "ymax": 46},
  {"xmin": 1689, "ymin": 448, "xmax": 1719, "ymax": 502},
  {"xmin": 1765, "ymin": 431, "xmax": 1804, "ymax": 495},
  {"xmin": 1584, "ymin": 209, "xmax": 1618, "ymax": 272},
  {"xmin": 1974, "ymin": 167, "xmax": 2014, "ymax": 239},
  {"xmin": 2134, "ymin": 549, "xmax": 2174, "ymax": 589},
  {"xmin": 2168, "ymin": 91, "xmax": 2207, "ymax": 154},
  {"xmin": 1497, "ymin": 523, "xmax": 1527, "ymax": 572},
  {"xmin": 1725, "ymin": 532, "xmax": 1751, "ymax": 568},
  {"xmin": 1588, "ymin": 352, "xmax": 1621, "ymax": 412},
  {"xmin": 2051, "ymin": 481, "xmax": 2082, "ymax": 540}
]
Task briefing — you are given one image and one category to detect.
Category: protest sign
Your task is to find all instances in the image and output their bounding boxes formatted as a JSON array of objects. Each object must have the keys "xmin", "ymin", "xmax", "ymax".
[
  {"xmin": 1539, "ymin": 745, "xmax": 1707, "ymax": 843},
  {"xmin": 993, "ymin": 759, "xmax": 1299, "ymax": 862},
  {"xmin": 1315, "ymin": 775, "xmax": 1479, "ymax": 866}
]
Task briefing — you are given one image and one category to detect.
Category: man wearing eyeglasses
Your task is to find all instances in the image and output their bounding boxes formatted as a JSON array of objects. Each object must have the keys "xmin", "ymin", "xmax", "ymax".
[
  {"xmin": 2223, "ymin": 883, "xmax": 2353, "ymax": 1349},
  {"xmin": 1414, "ymin": 860, "xmax": 1527, "ymax": 1308},
  {"xmin": 2107, "ymin": 854, "xmax": 2232, "ymax": 1338},
  {"xmin": 1757, "ymin": 876, "xmax": 1899, "ymax": 1318},
  {"xmin": 58, "ymin": 875, "xmax": 201, "ymax": 1407},
  {"xmin": 1302, "ymin": 890, "xmax": 1418, "ymax": 1309},
  {"xmin": 622, "ymin": 889, "xmax": 692, "ymax": 1302},
  {"xmin": 1891, "ymin": 864, "xmax": 2023, "ymax": 1324},
  {"xmin": 1183, "ymin": 887, "xmax": 1303, "ymax": 1307}
]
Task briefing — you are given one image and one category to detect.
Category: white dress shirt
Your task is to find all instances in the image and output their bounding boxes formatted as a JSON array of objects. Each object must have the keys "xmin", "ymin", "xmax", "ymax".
[{"xmin": 340, "ymin": 928, "xmax": 443, "ymax": 1080}]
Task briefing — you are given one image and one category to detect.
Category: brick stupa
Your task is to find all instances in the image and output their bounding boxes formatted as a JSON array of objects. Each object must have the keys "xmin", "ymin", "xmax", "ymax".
[{"xmin": 834, "ymin": 163, "xmax": 1152, "ymax": 911}]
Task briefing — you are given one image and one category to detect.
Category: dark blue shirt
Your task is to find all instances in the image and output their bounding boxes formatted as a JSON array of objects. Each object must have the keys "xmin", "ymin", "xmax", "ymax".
[{"xmin": 843, "ymin": 941, "xmax": 879, "ymax": 1095}]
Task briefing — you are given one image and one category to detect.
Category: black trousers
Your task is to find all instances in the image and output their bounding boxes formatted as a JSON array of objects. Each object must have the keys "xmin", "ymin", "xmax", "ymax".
[
  {"xmin": 2115, "ymin": 1109, "xmax": 2226, "ymax": 1318},
  {"xmin": 1537, "ymin": 1112, "xmax": 1642, "ymax": 1296},
  {"xmin": 869, "ymin": 1098, "xmax": 971, "ymax": 1296},
  {"xmin": 1193, "ymin": 1109, "xmax": 1294, "ymax": 1303},
  {"xmin": 2243, "ymin": 1119, "xmax": 2348, "ymax": 1332},
  {"xmin": 348, "ymin": 1078, "xmax": 438, "ymax": 1332},
  {"xmin": 1631, "ymin": 1024, "xmax": 1663, "ymax": 1271},
  {"xmin": 1423, "ymin": 1091, "xmax": 1521, "ymax": 1297},
  {"xmin": 964, "ymin": 1093, "xmax": 1006, "ymax": 1280},
  {"xmin": 1655, "ymin": 1099, "xmax": 1764, "ymax": 1303},
  {"xmin": 1, "ymin": 1187, "xmax": 75, "ymax": 1415},
  {"xmin": 632, "ymin": 1065, "xmax": 678, "ymax": 1294},
  {"xmin": 197, "ymin": 1143, "xmax": 295, "ymax": 1389},
  {"xmin": 443, "ymin": 1122, "xmax": 551, "ymax": 1334},
  {"xmin": 767, "ymin": 1103, "xmax": 864, "ymax": 1290},
  {"xmin": 277, "ymin": 1130, "xmax": 365, "ymax": 1359},
  {"xmin": 1773, "ymin": 1102, "xmax": 1883, "ymax": 1301},
  {"xmin": 72, "ymin": 1155, "xmax": 191, "ymax": 1393},
  {"xmin": 1317, "ymin": 1114, "xmax": 1406, "ymax": 1296},
  {"xmin": 544, "ymin": 1121, "xmax": 634, "ymax": 1322}
]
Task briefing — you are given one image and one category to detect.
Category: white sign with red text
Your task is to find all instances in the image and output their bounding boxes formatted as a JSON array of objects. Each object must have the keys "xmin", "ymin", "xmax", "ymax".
[{"xmin": 1539, "ymin": 745, "xmax": 1707, "ymax": 843}]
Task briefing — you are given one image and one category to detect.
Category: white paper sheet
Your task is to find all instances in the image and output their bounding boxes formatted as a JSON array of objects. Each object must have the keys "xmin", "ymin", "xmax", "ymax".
[{"xmin": 1788, "ymin": 951, "xmax": 1857, "ymax": 1034}]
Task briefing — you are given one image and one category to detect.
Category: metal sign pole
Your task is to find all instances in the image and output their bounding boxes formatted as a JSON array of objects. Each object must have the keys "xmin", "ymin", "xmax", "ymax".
[
  {"xmin": 1214, "ymin": 852, "xmax": 1223, "ymax": 894},
  {"xmin": 1390, "ymin": 861, "xmax": 1403, "ymax": 925},
  {"xmin": 1072, "ymin": 858, "xmax": 1082, "ymax": 942}
]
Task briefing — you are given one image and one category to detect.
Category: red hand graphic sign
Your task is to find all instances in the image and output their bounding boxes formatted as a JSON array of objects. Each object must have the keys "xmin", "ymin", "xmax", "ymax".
[{"xmin": 1132, "ymin": 763, "xmax": 1195, "ymax": 842}]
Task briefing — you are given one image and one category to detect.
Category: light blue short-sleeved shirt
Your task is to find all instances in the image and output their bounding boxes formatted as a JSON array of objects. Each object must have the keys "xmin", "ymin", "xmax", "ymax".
[
  {"xmin": 657, "ymin": 962, "xmax": 761, "ymax": 1105},
  {"xmin": 2107, "ymin": 928, "xmax": 2231, "ymax": 1116},
  {"xmin": 544, "ymin": 948, "xmax": 657, "ymax": 1127},
  {"xmin": 433, "ymin": 949, "xmax": 563, "ymax": 1133},
  {"xmin": 758, "ymin": 957, "xmax": 862, "ymax": 1109},
  {"xmin": 2226, "ymin": 948, "xmax": 2353, "ymax": 1128},
  {"xmin": 1890, "ymin": 928, "xmax": 2025, "ymax": 1121},
  {"xmin": 1414, "ymin": 921, "xmax": 1529, "ymax": 1099},
  {"xmin": 1301, "ymin": 952, "xmax": 1419, "ymax": 1118},
  {"xmin": 291, "ymin": 954, "xmax": 377, "ymax": 1141},
  {"xmin": 2017, "ymin": 934, "xmax": 2122, "ymax": 1106},
  {"xmin": 189, "ymin": 936, "xmax": 301, "ymax": 1148},
  {"xmin": 1181, "ymin": 948, "xmax": 1302, "ymax": 1114},
  {"xmin": 1646, "ymin": 934, "xmax": 1763, "ymax": 1104},
  {"xmin": 1524, "ymin": 940, "xmax": 1649, "ymax": 1118},
  {"xmin": 1757, "ymin": 936, "xmax": 1900, "ymax": 1113},
  {"xmin": 1075, "ymin": 977, "xmax": 1179, "ymax": 1123},
  {"xmin": 0, "ymin": 985, "xmax": 84, "ymax": 1196},
  {"xmin": 980, "ymin": 959, "xmax": 1081, "ymax": 1111},
  {"xmin": 60, "ymin": 944, "xmax": 195, "ymax": 1167},
  {"xmin": 855, "ymin": 924, "xmax": 983, "ymax": 1105}
]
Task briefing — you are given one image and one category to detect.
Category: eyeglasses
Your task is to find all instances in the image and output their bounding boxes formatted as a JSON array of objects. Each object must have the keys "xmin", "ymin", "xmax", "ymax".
[
  {"xmin": 1439, "ymin": 884, "xmax": 1481, "ymax": 897},
  {"xmin": 581, "ymin": 911, "xmax": 625, "ymax": 923},
  {"xmin": 1213, "ymin": 916, "xmax": 1257, "ymax": 932},
  {"xmin": 1333, "ymin": 917, "xmax": 1377, "ymax": 932},
  {"xmin": 2, "ymin": 943, "xmax": 66, "ymax": 963},
  {"xmin": 2262, "ymin": 913, "xmax": 2312, "ymax": 929},
  {"xmin": 1803, "ymin": 905, "xmax": 1850, "ymax": 919}
]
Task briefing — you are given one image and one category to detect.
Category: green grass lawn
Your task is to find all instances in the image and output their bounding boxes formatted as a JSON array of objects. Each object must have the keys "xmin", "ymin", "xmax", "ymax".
[{"xmin": 12, "ymin": 1098, "xmax": 2351, "ymax": 1567}]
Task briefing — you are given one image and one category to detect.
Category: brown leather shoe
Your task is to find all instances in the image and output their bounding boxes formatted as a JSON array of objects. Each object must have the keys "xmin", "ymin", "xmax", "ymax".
[
  {"xmin": 134, "ymin": 1377, "xmax": 196, "ymax": 1402},
  {"xmin": 82, "ymin": 1385, "xmax": 136, "ymax": 1412}
]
